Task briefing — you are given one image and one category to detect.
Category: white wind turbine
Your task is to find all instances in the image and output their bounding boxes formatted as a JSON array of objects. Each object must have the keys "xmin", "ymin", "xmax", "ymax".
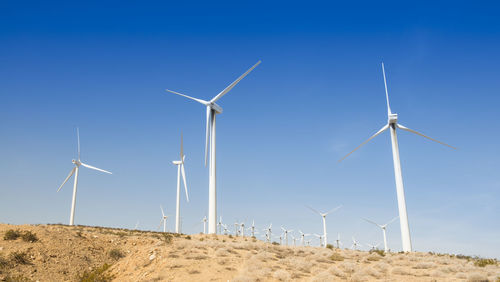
[
  {"xmin": 158, "ymin": 205, "xmax": 169, "ymax": 232},
  {"xmin": 366, "ymin": 242, "xmax": 381, "ymax": 251},
  {"xmin": 218, "ymin": 216, "xmax": 223, "ymax": 234},
  {"xmin": 314, "ymin": 233, "xmax": 324, "ymax": 247},
  {"xmin": 351, "ymin": 237, "xmax": 361, "ymax": 250},
  {"xmin": 248, "ymin": 220, "xmax": 256, "ymax": 237},
  {"xmin": 202, "ymin": 216, "xmax": 208, "ymax": 234},
  {"xmin": 166, "ymin": 61, "xmax": 261, "ymax": 234},
  {"xmin": 57, "ymin": 128, "xmax": 112, "ymax": 226},
  {"xmin": 291, "ymin": 235, "xmax": 297, "ymax": 247},
  {"xmin": 335, "ymin": 233, "xmax": 342, "ymax": 249},
  {"xmin": 172, "ymin": 133, "xmax": 189, "ymax": 234},
  {"xmin": 222, "ymin": 224, "xmax": 229, "ymax": 235},
  {"xmin": 281, "ymin": 227, "xmax": 293, "ymax": 246},
  {"xmin": 265, "ymin": 223, "xmax": 272, "ymax": 243},
  {"xmin": 339, "ymin": 63, "xmax": 456, "ymax": 252},
  {"xmin": 240, "ymin": 221, "xmax": 246, "ymax": 237},
  {"xmin": 298, "ymin": 230, "xmax": 310, "ymax": 246},
  {"xmin": 234, "ymin": 222, "xmax": 240, "ymax": 236},
  {"xmin": 307, "ymin": 205, "xmax": 342, "ymax": 248},
  {"xmin": 363, "ymin": 216, "xmax": 399, "ymax": 253}
]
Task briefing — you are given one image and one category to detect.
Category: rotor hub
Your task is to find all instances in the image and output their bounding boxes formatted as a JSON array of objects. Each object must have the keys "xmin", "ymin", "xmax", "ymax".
[{"xmin": 388, "ymin": 113, "xmax": 398, "ymax": 124}]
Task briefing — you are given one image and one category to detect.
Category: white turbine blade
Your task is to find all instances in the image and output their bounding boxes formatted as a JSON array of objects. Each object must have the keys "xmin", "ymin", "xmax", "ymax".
[
  {"xmin": 397, "ymin": 124, "xmax": 456, "ymax": 149},
  {"xmin": 160, "ymin": 205, "xmax": 165, "ymax": 217},
  {"xmin": 80, "ymin": 162, "xmax": 112, "ymax": 174},
  {"xmin": 181, "ymin": 163, "xmax": 189, "ymax": 202},
  {"xmin": 180, "ymin": 132, "xmax": 183, "ymax": 162},
  {"xmin": 362, "ymin": 218, "xmax": 382, "ymax": 228},
  {"xmin": 281, "ymin": 226, "xmax": 286, "ymax": 232},
  {"xmin": 166, "ymin": 89, "xmax": 209, "ymax": 105},
  {"xmin": 57, "ymin": 167, "xmax": 76, "ymax": 192},
  {"xmin": 158, "ymin": 219, "xmax": 164, "ymax": 231},
  {"xmin": 384, "ymin": 216, "xmax": 399, "ymax": 226},
  {"xmin": 338, "ymin": 124, "xmax": 390, "ymax": 162},
  {"xmin": 325, "ymin": 205, "xmax": 342, "ymax": 215},
  {"xmin": 381, "ymin": 62, "xmax": 392, "ymax": 115},
  {"xmin": 77, "ymin": 128, "xmax": 81, "ymax": 161},
  {"xmin": 306, "ymin": 205, "xmax": 322, "ymax": 216},
  {"xmin": 205, "ymin": 107, "xmax": 211, "ymax": 166},
  {"xmin": 210, "ymin": 60, "xmax": 261, "ymax": 103}
]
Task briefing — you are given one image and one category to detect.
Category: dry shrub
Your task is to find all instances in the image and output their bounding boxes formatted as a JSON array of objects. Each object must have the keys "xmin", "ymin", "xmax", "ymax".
[
  {"xmin": 365, "ymin": 253, "xmax": 381, "ymax": 262},
  {"xmin": 339, "ymin": 262, "xmax": 356, "ymax": 275},
  {"xmin": 456, "ymin": 272, "xmax": 467, "ymax": 279},
  {"xmin": 215, "ymin": 248, "xmax": 230, "ymax": 257},
  {"xmin": 329, "ymin": 253, "xmax": 344, "ymax": 261},
  {"xmin": 21, "ymin": 231, "xmax": 38, "ymax": 242},
  {"xmin": 392, "ymin": 266, "xmax": 411, "ymax": 275},
  {"xmin": 109, "ymin": 249, "xmax": 124, "ymax": 260},
  {"xmin": 9, "ymin": 251, "xmax": 29, "ymax": 265},
  {"xmin": 272, "ymin": 269, "xmax": 291, "ymax": 281},
  {"xmin": 282, "ymin": 257, "xmax": 313, "ymax": 273},
  {"xmin": 311, "ymin": 270, "xmax": 336, "ymax": 282},
  {"xmin": 430, "ymin": 269, "xmax": 445, "ymax": 277},
  {"xmin": 413, "ymin": 262, "xmax": 434, "ymax": 269},
  {"xmin": 350, "ymin": 272, "xmax": 368, "ymax": 282},
  {"xmin": 362, "ymin": 267, "xmax": 381, "ymax": 278},
  {"xmin": 327, "ymin": 266, "xmax": 346, "ymax": 278},
  {"xmin": 374, "ymin": 262, "xmax": 389, "ymax": 273},
  {"xmin": 467, "ymin": 272, "xmax": 489, "ymax": 282},
  {"xmin": 3, "ymin": 229, "xmax": 21, "ymax": 240}
]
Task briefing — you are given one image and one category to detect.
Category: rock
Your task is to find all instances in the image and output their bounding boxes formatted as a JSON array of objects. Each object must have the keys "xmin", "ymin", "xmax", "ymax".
[{"xmin": 149, "ymin": 253, "xmax": 156, "ymax": 261}]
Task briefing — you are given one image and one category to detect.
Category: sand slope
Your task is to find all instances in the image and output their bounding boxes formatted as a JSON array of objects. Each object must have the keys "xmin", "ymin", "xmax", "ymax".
[{"xmin": 0, "ymin": 224, "xmax": 498, "ymax": 281}]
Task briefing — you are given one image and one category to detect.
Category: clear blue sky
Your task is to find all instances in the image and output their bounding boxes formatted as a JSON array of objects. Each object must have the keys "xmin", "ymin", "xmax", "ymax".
[{"xmin": 1, "ymin": 1, "xmax": 499, "ymax": 257}]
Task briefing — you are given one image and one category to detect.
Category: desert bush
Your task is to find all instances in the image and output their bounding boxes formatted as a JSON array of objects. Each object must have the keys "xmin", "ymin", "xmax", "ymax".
[
  {"xmin": 366, "ymin": 253, "xmax": 381, "ymax": 262},
  {"xmin": 413, "ymin": 262, "xmax": 434, "ymax": 269},
  {"xmin": 369, "ymin": 249, "xmax": 385, "ymax": 257},
  {"xmin": 228, "ymin": 235, "xmax": 233, "ymax": 238},
  {"xmin": 9, "ymin": 252, "xmax": 29, "ymax": 265},
  {"xmin": 329, "ymin": 253, "xmax": 344, "ymax": 261},
  {"xmin": 467, "ymin": 272, "xmax": 489, "ymax": 282},
  {"xmin": 474, "ymin": 258, "xmax": 497, "ymax": 267},
  {"xmin": 272, "ymin": 241, "xmax": 279, "ymax": 245},
  {"xmin": 162, "ymin": 233, "xmax": 173, "ymax": 244},
  {"xmin": 273, "ymin": 269, "xmax": 291, "ymax": 281},
  {"xmin": 185, "ymin": 235, "xmax": 191, "ymax": 240},
  {"xmin": 326, "ymin": 244, "xmax": 334, "ymax": 250},
  {"xmin": 4, "ymin": 229, "xmax": 21, "ymax": 240},
  {"xmin": 327, "ymin": 266, "xmax": 346, "ymax": 278},
  {"xmin": 363, "ymin": 267, "xmax": 382, "ymax": 278},
  {"xmin": 78, "ymin": 263, "xmax": 113, "ymax": 282},
  {"xmin": 373, "ymin": 262, "xmax": 389, "ymax": 273},
  {"xmin": 0, "ymin": 256, "xmax": 10, "ymax": 270},
  {"xmin": 430, "ymin": 269, "xmax": 445, "ymax": 277},
  {"xmin": 109, "ymin": 249, "xmax": 124, "ymax": 260},
  {"xmin": 215, "ymin": 248, "xmax": 230, "ymax": 257},
  {"xmin": 21, "ymin": 231, "xmax": 38, "ymax": 243}
]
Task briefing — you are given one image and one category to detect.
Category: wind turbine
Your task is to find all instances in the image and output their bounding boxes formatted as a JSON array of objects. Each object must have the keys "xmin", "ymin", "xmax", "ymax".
[
  {"xmin": 57, "ymin": 128, "xmax": 112, "ymax": 226},
  {"xmin": 298, "ymin": 230, "xmax": 310, "ymax": 246},
  {"xmin": 166, "ymin": 61, "xmax": 261, "ymax": 234},
  {"xmin": 362, "ymin": 216, "xmax": 399, "ymax": 252},
  {"xmin": 281, "ymin": 227, "xmax": 293, "ymax": 246},
  {"xmin": 134, "ymin": 220, "xmax": 139, "ymax": 230},
  {"xmin": 291, "ymin": 235, "xmax": 297, "ymax": 247},
  {"xmin": 307, "ymin": 205, "xmax": 342, "ymax": 248},
  {"xmin": 339, "ymin": 63, "xmax": 456, "ymax": 252},
  {"xmin": 222, "ymin": 224, "xmax": 229, "ymax": 235},
  {"xmin": 366, "ymin": 242, "xmax": 381, "ymax": 251},
  {"xmin": 240, "ymin": 222, "xmax": 246, "ymax": 237},
  {"xmin": 218, "ymin": 216, "xmax": 223, "ymax": 234},
  {"xmin": 335, "ymin": 233, "xmax": 342, "ymax": 249},
  {"xmin": 234, "ymin": 222, "xmax": 240, "ymax": 236},
  {"xmin": 158, "ymin": 205, "xmax": 169, "ymax": 232},
  {"xmin": 172, "ymin": 133, "xmax": 189, "ymax": 233},
  {"xmin": 202, "ymin": 216, "xmax": 207, "ymax": 234},
  {"xmin": 265, "ymin": 223, "xmax": 272, "ymax": 243},
  {"xmin": 248, "ymin": 220, "xmax": 256, "ymax": 237},
  {"xmin": 314, "ymin": 233, "xmax": 324, "ymax": 247},
  {"xmin": 351, "ymin": 237, "xmax": 361, "ymax": 250}
]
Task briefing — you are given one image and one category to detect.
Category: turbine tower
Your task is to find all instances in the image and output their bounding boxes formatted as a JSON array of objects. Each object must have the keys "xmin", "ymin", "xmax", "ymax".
[
  {"xmin": 172, "ymin": 133, "xmax": 189, "ymax": 233},
  {"xmin": 307, "ymin": 205, "xmax": 342, "ymax": 248},
  {"xmin": 339, "ymin": 63, "xmax": 456, "ymax": 252},
  {"xmin": 159, "ymin": 205, "xmax": 169, "ymax": 232},
  {"xmin": 281, "ymin": 226, "xmax": 293, "ymax": 246},
  {"xmin": 166, "ymin": 61, "xmax": 261, "ymax": 234},
  {"xmin": 57, "ymin": 128, "xmax": 112, "ymax": 226},
  {"xmin": 363, "ymin": 216, "xmax": 399, "ymax": 252}
]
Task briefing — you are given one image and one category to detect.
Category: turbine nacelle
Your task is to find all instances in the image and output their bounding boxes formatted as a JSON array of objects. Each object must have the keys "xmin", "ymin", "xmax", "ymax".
[
  {"xmin": 388, "ymin": 113, "xmax": 398, "ymax": 124},
  {"xmin": 209, "ymin": 103, "xmax": 223, "ymax": 114}
]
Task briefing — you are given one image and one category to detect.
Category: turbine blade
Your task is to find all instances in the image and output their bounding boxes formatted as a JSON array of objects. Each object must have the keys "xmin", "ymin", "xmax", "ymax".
[
  {"xmin": 77, "ymin": 128, "xmax": 81, "ymax": 161},
  {"xmin": 57, "ymin": 167, "xmax": 76, "ymax": 192},
  {"xmin": 160, "ymin": 205, "xmax": 165, "ymax": 217},
  {"xmin": 338, "ymin": 124, "xmax": 390, "ymax": 162},
  {"xmin": 381, "ymin": 62, "xmax": 392, "ymax": 115},
  {"xmin": 158, "ymin": 219, "xmax": 164, "ymax": 231},
  {"xmin": 180, "ymin": 132, "xmax": 183, "ymax": 162},
  {"xmin": 362, "ymin": 218, "xmax": 382, "ymax": 228},
  {"xmin": 166, "ymin": 89, "xmax": 209, "ymax": 105},
  {"xmin": 325, "ymin": 205, "xmax": 342, "ymax": 215},
  {"xmin": 384, "ymin": 216, "xmax": 399, "ymax": 226},
  {"xmin": 210, "ymin": 61, "xmax": 261, "ymax": 103},
  {"xmin": 306, "ymin": 205, "xmax": 322, "ymax": 216},
  {"xmin": 80, "ymin": 163, "xmax": 112, "ymax": 174},
  {"xmin": 205, "ymin": 107, "xmax": 211, "ymax": 166},
  {"xmin": 181, "ymin": 163, "xmax": 189, "ymax": 202},
  {"xmin": 397, "ymin": 124, "xmax": 456, "ymax": 149}
]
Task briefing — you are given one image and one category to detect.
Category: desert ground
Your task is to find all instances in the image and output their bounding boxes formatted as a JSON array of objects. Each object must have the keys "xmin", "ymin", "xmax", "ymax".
[{"xmin": 0, "ymin": 224, "xmax": 498, "ymax": 281}]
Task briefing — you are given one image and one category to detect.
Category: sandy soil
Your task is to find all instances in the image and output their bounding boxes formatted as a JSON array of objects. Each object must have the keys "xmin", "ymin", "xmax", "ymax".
[{"xmin": 0, "ymin": 223, "xmax": 498, "ymax": 281}]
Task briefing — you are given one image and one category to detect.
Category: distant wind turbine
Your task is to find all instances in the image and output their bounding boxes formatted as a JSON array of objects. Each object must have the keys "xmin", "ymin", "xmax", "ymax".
[
  {"xmin": 339, "ymin": 63, "xmax": 456, "ymax": 252},
  {"xmin": 362, "ymin": 216, "xmax": 399, "ymax": 252},
  {"xmin": 281, "ymin": 226, "xmax": 293, "ymax": 246},
  {"xmin": 57, "ymin": 128, "xmax": 112, "ymax": 226},
  {"xmin": 202, "ymin": 216, "xmax": 207, "ymax": 234},
  {"xmin": 166, "ymin": 61, "xmax": 261, "ymax": 234},
  {"xmin": 307, "ymin": 205, "xmax": 342, "ymax": 248},
  {"xmin": 366, "ymin": 242, "xmax": 381, "ymax": 251},
  {"xmin": 351, "ymin": 236, "xmax": 361, "ymax": 250},
  {"xmin": 314, "ymin": 233, "xmax": 324, "ymax": 247},
  {"xmin": 298, "ymin": 230, "xmax": 310, "ymax": 246},
  {"xmin": 335, "ymin": 233, "xmax": 342, "ymax": 249},
  {"xmin": 217, "ymin": 216, "xmax": 223, "ymax": 234},
  {"xmin": 172, "ymin": 133, "xmax": 189, "ymax": 233},
  {"xmin": 158, "ymin": 205, "xmax": 169, "ymax": 232}
]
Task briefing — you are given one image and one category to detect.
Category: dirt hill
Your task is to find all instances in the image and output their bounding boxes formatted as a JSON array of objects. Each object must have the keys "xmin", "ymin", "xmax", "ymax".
[{"xmin": 0, "ymin": 224, "xmax": 498, "ymax": 281}]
